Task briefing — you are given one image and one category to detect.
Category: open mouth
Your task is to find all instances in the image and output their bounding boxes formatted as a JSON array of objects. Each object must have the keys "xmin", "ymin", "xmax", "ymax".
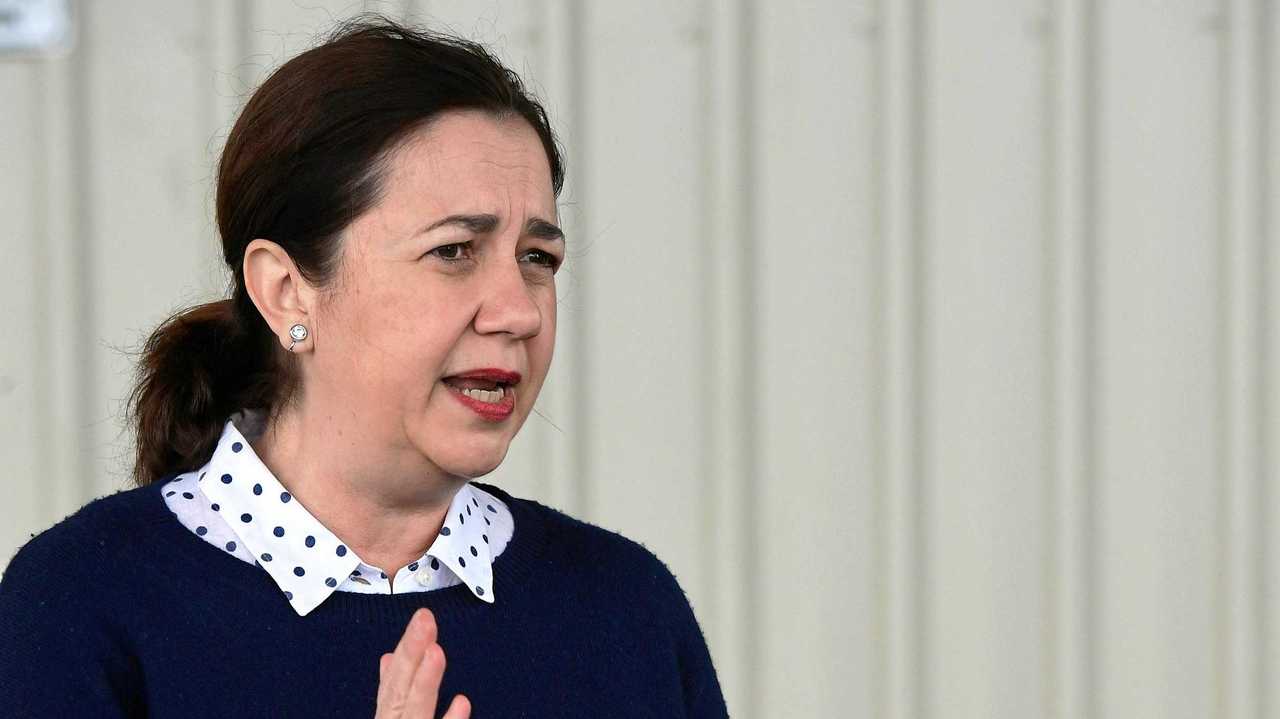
[
  {"xmin": 441, "ymin": 377, "xmax": 512, "ymax": 405},
  {"xmin": 440, "ymin": 376, "xmax": 517, "ymax": 420}
]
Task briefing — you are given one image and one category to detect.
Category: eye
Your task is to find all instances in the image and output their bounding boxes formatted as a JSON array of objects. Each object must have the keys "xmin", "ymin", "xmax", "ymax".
[
  {"xmin": 522, "ymin": 249, "xmax": 561, "ymax": 272},
  {"xmin": 427, "ymin": 242, "xmax": 473, "ymax": 263}
]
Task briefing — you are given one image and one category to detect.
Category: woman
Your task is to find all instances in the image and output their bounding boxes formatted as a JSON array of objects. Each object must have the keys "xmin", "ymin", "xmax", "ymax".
[{"xmin": 0, "ymin": 16, "xmax": 728, "ymax": 718}]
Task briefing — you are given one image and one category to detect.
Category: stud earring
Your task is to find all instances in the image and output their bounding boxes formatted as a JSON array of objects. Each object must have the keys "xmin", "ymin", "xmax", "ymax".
[{"xmin": 287, "ymin": 323, "xmax": 308, "ymax": 352}]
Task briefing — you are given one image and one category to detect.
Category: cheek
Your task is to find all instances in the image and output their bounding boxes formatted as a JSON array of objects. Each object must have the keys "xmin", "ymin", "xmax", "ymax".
[
  {"xmin": 532, "ymin": 294, "xmax": 557, "ymax": 368},
  {"xmin": 333, "ymin": 286, "xmax": 457, "ymax": 376}
]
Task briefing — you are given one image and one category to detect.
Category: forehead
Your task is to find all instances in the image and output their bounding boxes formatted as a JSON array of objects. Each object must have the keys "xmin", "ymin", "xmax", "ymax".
[{"xmin": 382, "ymin": 110, "xmax": 555, "ymax": 216}]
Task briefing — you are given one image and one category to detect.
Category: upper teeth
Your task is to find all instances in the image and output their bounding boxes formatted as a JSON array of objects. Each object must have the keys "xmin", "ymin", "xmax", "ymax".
[{"xmin": 462, "ymin": 386, "xmax": 504, "ymax": 403}]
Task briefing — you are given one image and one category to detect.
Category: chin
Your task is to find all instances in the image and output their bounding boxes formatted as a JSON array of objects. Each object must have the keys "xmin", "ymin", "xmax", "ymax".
[
  {"xmin": 431, "ymin": 442, "xmax": 509, "ymax": 479},
  {"xmin": 414, "ymin": 411, "xmax": 517, "ymax": 477}
]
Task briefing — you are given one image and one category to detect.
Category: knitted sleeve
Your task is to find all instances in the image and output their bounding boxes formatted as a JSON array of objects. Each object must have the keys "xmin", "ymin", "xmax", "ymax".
[
  {"xmin": 653, "ymin": 559, "xmax": 731, "ymax": 718},
  {"xmin": 0, "ymin": 522, "xmax": 145, "ymax": 715}
]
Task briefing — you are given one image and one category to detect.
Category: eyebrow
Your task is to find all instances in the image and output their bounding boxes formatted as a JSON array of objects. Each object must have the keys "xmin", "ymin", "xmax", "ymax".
[{"xmin": 422, "ymin": 213, "xmax": 565, "ymax": 242}]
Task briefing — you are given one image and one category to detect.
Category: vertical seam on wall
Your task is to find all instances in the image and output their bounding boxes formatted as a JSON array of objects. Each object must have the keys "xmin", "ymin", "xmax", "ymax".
[
  {"xmin": 694, "ymin": 0, "xmax": 716, "ymax": 626},
  {"xmin": 237, "ymin": 0, "xmax": 251, "ymax": 104},
  {"xmin": 739, "ymin": 0, "xmax": 761, "ymax": 715},
  {"xmin": 910, "ymin": 0, "xmax": 930, "ymax": 716},
  {"xmin": 1254, "ymin": 3, "xmax": 1273, "ymax": 716},
  {"xmin": 1215, "ymin": 3, "xmax": 1231, "ymax": 716},
  {"xmin": 1042, "ymin": 0, "xmax": 1060, "ymax": 717},
  {"xmin": 32, "ymin": 62, "xmax": 51, "ymax": 520},
  {"xmin": 71, "ymin": 0, "xmax": 94, "ymax": 498},
  {"xmin": 567, "ymin": 0, "xmax": 590, "ymax": 518},
  {"xmin": 1081, "ymin": 0, "xmax": 1100, "ymax": 715},
  {"xmin": 870, "ymin": 1, "xmax": 888, "ymax": 718}
]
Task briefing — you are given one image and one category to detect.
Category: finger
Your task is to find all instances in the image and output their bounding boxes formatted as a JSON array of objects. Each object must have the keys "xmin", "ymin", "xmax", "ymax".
[
  {"xmin": 376, "ymin": 653, "xmax": 396, "ymax": 710},
  {"xmin": 381, "ymin": 610, "xmax": 438, "ymax": 705},
  {"xmin": 441, "ymin": 693, "xmax": 472, "ymax": 718},
  {"xmin": 401, "ymin": 641, "xmax": 446, "ymax": 717},
  {"xmin": 376, "ymin": 653, "xmax": 393, "ymax": 709}
]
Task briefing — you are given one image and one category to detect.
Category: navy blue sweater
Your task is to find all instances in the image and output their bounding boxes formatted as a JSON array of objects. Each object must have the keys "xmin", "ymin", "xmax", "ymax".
[{"xmin": 0, "ymin": 476, "xmax": 729, "ymax": 717}]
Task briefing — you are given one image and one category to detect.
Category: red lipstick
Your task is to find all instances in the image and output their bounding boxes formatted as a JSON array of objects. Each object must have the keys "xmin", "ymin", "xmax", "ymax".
[
  {"xmin": 441, "ymin": 368, "xmax": 520, "ymax": 422},
  {"xmin": 443, "ymin": 368, "xmax": 522, "ymax": 385}
]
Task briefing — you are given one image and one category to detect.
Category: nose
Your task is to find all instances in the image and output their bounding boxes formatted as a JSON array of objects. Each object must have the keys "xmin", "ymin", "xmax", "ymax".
[{"xmin": 472, "ymin": 259, "xmax": 542, "ymax": 339}]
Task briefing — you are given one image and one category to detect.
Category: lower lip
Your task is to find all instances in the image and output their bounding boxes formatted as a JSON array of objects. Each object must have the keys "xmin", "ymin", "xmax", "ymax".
[{"xmin": 443, "ymin": 381, "xmax": 515, "ymax": 422}]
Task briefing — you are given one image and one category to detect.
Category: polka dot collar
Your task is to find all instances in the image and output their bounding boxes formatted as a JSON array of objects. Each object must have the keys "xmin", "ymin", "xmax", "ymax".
[{"xmin": 193, "ymin": 416, "xmax": 501, "ymax": 617}]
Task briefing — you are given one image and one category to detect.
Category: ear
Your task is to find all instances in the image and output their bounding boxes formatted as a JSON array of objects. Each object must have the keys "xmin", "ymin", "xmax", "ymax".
[{"xmin": 243, "ymin": 238, "xmax": 317, "ymax": 352}]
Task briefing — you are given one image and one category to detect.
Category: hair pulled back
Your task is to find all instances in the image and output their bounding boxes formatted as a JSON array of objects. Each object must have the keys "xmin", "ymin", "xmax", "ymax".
[{"xmin": 124, "ymin": 14, "xmax": 565, "ymax": 486}]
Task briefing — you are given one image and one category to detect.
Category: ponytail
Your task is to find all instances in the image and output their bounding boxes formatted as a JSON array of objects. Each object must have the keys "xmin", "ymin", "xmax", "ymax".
[{"xmin": 125, "ymin": 298, "xmax": 283, "ymax": 486}]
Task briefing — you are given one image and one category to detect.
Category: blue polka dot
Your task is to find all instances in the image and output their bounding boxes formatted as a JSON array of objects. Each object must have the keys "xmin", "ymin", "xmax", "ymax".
[
  {"xmin": 458, "ymin": 556, "xmax": 466, "ymax": 567},
  {"xmin": 380, "ymin": 571, "xmax": 387, "ymax": 579},
  {"xmin": 466, "ymin": 505, "xmax": 472, "ymax": 516},
  {"xmin": 211, "ymin": 503, "xmax": 220, "ymax": 511},
  {"xmin": 196, "ymin": 526, "xmax": 208, "ymax": 536},
  {"xmin": 273, "ymin": 526, "xmax": 285, "ymax": 537},
  {"xmin": 470, "ymin": 545, "xmax": 477, "ymax": 557},
  {"xmin": 408, "ymin": 561, "xmax": 419, "ymax": 571},
  {"xmin": 221, "ymin": 473, "xmax": 233, "ymax": 484},
  {"xmin": 484, "ymin": 517, "xmax": 490, "ymax": 526},
  {"xmin": 225, "ymin": 541, "xmax": 237, "ymax": 552},
  {"xmin": 458, "ymin": 512, "xmax": 465, "ymax": 525},
  {"xmin": 351, "ymin": 569, "xmax": 361, "ymax": 576},
  {"xmin": 199, "ymin": 472, "xmax": 206, "ymax": 481},
  {"xmin": 324, "ymin": 577, "xmax": 337, "ymax": 588},
  {"xmin": 336, "ymin": 545, "xmax": 347, "ymax": 557},
  {"xmin": 293, "ymin": 566, "xmax": 305, "ymax": 577},
  {"xmin": 182, "ymin": 492, "xmax": 193, "ymax": 500},
  {"xmin": 305, "ymin": 535, "xmax": 315, "ymax": 548},
  {"xmin": 430, "ymin": 557, "xmax": 439, "ymax": 570},
  {"xmin": 486, "ymin": 504, "xmax": 496, "ymax": 513},
  {"xmin": 165, "ymin": 491, "xmax": 175, "ymax": 497},
  {"xmin": 440, "ymin": 526, "xmax": 451, "ymax": 536},
  {"xmin": 232, "ymin": 441, "xmax": 243, "ymax": 452},
  {"xmin": 261, "ymin": 553, "xmax": 272, "ymax": 562},
  {"xmin": 253, "ymin": 483, "xmax": 263, "ymax": 496},
  {"xmin": 476, "ymin": 586, "xmax": 484, "ymax": 596},
  {"xmin": 285, "ymin": 591, "xmax": 293, "ymax": 600},
  {"xmin": 280, "ymin": 492, "xmax": 291, "ymax": 503},
  {"xmin": 482, "ymin": 534, "xmax": 488, "ymax": 543},
  {"xmin": 472, "ymin": 497, "xmax": 479, "ymax": 507},
  {"xmin": 240, "ymin": 513, "xmax": 252, "ymax": 523}
]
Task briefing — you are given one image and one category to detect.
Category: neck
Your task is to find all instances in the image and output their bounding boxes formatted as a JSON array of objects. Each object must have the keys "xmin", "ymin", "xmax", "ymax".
[{"xmin": 247, "ymin": 402, "xmax": 465, "ymax": 577}]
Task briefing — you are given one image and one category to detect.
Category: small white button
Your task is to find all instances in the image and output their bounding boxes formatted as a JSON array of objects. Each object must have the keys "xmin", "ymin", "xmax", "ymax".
[{"xmin": 415, "ymin": 570, "xmax": 431, "ymax": 586}]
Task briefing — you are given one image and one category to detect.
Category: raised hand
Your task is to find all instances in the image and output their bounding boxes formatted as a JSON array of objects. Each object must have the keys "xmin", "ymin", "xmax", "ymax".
[{"xmin": 375, "ymin": 608, "xmax": 471, "ymax": 718}]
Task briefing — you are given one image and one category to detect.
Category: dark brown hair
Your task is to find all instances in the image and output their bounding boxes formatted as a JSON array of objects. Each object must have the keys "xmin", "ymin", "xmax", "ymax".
[{"xmin": 124, "ymin": 14, "xmax": 565, "ymax": 487}]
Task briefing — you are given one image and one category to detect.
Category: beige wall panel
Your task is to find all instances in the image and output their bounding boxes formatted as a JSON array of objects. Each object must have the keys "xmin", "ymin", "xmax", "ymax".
[
  {"xmin": 1265, "ymin": 1, "xmax": 1279, "ymax": 715},
  {"xmin": 574, "ymin": 0, "xmax": 711, "ymax": 606},
  {"xmin": 1046, "ymin": 1, "xmax": 1094, "ymax": 717},
  {"xmin": 927, "ymin": 1, "xmax": 1051, "ymax": 718},
  {"xmin": 1096, "ymin": 3, "xmax": 1221, "ymax": 718},
  {"xmin": 1221, "ymin": 1, "xmax": 1268, "ymax": 717},
  {"xmin": 703, "ymin": 0, "xmax": 754, "ymax": 714},
  {"xmin": 754, "ymin": 1, "xmax": 877, "ymax": 716},
  {"xmin": 0, "ymin": 63, "xmax": 44, "ymax": 562},
  {"xmin": 82, "ymin": 0, "xmax": 226, "ymax": 494}
]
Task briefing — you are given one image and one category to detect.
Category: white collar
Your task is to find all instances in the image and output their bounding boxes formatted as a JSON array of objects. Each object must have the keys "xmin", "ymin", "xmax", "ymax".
[{"xmin": 195, "ymin": 412, "xmax": 498, "ymax": 616}]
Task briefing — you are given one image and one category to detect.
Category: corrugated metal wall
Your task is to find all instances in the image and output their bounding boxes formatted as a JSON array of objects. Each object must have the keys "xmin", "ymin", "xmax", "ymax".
[{"xmin": 0, "ymin": 1, "xmax": 1276, "ymax": 717}]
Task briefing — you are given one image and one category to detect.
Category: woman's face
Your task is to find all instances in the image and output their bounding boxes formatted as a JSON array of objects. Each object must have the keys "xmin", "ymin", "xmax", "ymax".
[{"xmin": 307, "ymin": 110, "xmax": 562, "ymax": 479}]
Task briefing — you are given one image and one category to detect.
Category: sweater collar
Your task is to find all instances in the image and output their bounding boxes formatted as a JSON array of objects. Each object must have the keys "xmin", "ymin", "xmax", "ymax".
[{"xmin": 194, "ymin": 413, "xmax": 499, "ymax": 617}]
